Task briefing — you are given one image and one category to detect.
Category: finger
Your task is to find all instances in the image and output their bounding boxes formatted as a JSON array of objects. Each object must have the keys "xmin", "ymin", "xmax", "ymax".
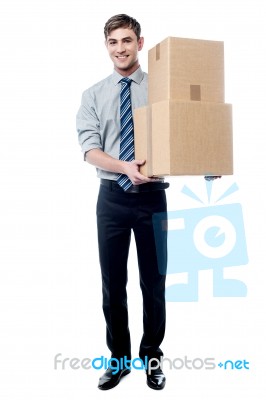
[
  {"xmin": 134, "ymin": 176, "xmax": 158, "ymax": 185},
  {"xmin": 133, "ymin": 159, "xmax": 146, "ymax": 166}
]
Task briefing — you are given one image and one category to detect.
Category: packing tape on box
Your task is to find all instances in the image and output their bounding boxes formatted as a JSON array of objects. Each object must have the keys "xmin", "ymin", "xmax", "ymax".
[
  {"xmin": 156, "ymin": 43, "xmax": 160, "ymax": 61},
  {"xmin": 190, "ymin": 85, "xmax": 201, "ymax": 101}
]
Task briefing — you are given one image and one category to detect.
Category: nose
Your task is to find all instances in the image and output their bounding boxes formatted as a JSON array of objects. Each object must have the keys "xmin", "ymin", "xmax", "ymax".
[{"xmin": 117, "ymin": 41, "xmax": 126, "ymax": 53}]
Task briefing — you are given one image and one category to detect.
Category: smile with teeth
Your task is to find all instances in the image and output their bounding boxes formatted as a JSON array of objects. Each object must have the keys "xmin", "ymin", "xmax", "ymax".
[{"xmin": 117, "ymin": 55, "xmax": 128, "ymax": 59}]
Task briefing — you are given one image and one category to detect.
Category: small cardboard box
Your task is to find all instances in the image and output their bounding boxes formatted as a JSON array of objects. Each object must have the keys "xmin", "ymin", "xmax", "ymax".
[
  {"xmin": 134, "ymin": 100, "xmax": 233, "ymax": 177},
  {"xmin": 148, "ymin": 37, "xmax": 224, "ymax": 104}
]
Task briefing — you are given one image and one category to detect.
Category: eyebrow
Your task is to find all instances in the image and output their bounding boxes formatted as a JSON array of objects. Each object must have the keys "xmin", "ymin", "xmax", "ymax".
[{"xmin": 107, "ymin": 36, "xmax": 133, "ymax": 43}]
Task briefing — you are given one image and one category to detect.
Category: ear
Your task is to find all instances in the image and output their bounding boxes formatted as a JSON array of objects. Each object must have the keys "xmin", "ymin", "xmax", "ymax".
[{"xmin": 138, "ymin": 37, "xmax": 144, "ymax": 51}]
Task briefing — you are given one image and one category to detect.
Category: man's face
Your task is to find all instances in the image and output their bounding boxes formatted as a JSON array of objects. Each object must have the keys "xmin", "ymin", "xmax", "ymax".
[{"xmin": 105, "ymin": 27, "xmax": 144, "ymax": 76}]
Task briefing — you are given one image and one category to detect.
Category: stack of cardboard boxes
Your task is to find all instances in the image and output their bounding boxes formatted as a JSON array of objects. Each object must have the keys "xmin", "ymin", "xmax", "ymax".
[{"xmin": 134, "ymin": 37, "xmax": 233, "ymax": 177}]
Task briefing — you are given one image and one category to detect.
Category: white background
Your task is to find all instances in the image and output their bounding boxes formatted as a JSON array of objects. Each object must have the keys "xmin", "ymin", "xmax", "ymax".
[{"xmin": 0, "ymin": 0, "xmax": 265, "ymax": 398}]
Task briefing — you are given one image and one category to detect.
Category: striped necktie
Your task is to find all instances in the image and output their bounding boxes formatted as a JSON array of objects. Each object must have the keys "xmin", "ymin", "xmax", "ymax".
[{"xmin": 117, "ymin": 77, "xmax": 134, "ymax": 191}]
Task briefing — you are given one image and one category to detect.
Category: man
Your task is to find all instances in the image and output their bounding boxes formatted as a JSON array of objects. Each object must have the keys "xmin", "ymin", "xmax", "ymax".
[{"xmin": 76, "ymin": 14, "xmax": 169, "ymax": 390}]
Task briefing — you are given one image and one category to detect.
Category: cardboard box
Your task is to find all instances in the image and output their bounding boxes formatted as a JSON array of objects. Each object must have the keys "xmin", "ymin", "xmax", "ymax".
[
  {"xmin": 148, "ymin": 37, "xmax": 224, "ymax": 104},
  {"xmin": 134, "ymin": 100, "xmax": 233, "ymax": 177}
]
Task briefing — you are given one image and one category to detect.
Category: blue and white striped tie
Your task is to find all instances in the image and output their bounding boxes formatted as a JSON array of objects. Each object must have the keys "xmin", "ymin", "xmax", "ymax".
[{"xmin": 117, "ymin": 77, "xmax": 134, "ymax": 191}]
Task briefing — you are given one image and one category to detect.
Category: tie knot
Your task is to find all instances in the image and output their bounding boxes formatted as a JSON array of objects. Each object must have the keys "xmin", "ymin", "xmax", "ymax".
[{"xmin": 120, "ymin": 77, "xmax": 132, "ymax": 87}]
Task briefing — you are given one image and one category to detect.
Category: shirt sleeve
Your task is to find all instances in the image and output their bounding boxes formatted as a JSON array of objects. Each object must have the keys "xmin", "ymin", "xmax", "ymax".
[{"xmin": 76, "ymin": 89, "xmax": 102, "ymax": 158}]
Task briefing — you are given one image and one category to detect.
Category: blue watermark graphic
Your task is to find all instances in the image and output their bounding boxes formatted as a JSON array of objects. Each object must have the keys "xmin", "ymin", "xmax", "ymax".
[{"xmin": 153, "ymin": 180, "xmax": 249, "ymax": 301}]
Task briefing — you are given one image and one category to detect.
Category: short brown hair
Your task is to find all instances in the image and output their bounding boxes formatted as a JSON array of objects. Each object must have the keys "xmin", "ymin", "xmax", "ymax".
[{"xmin": 104, "ymin": 14, "xmax": 141, "ymax": 40}]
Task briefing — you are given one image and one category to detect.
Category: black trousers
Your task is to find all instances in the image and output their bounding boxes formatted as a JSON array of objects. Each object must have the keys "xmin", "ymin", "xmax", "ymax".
[{"xmin": 96, "ymin": 182, "xmax": 167, "ymax": 362}]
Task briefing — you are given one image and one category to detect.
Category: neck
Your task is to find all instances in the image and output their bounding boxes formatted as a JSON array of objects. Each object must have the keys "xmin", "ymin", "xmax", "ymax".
[{"xmin": 115, "ymin": 62, "xmax": 140, "ymax": 77}]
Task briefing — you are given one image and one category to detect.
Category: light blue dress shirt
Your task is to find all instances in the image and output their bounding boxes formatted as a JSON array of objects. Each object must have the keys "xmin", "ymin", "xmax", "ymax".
[{"xmin": 76, "ymin": 67, "xmax": 148, "ymax": 180}]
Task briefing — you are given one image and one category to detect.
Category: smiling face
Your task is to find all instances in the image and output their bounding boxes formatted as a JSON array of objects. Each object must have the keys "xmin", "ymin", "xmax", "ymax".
[{"xmin": 105, "ymin": 27, "xmax": 144, "ymax": 76}]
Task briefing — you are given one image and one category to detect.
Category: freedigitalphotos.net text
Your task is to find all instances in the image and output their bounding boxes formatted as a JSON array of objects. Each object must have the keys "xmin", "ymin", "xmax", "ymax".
[{"xmin": 53, "ymin": 354, "xmax": 249, "ymax": 374}]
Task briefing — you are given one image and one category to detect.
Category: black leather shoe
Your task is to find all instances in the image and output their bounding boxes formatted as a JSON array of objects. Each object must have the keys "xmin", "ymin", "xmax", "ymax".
[
  {"xmin": 98, "ymin": 367, "xmax": 131, "ymax": 390},
  {"xmin": 146, "ymin": 367, "xmax": 166, "ymax": 390}
]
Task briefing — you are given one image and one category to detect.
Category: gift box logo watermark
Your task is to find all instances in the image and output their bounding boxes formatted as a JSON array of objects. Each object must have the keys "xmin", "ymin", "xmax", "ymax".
[{"xmin": 153, "ymin": 180, "xmax": 249, "ymax": 301}]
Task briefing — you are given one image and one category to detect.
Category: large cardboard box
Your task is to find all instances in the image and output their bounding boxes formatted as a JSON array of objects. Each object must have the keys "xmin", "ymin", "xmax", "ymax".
[
  {"xmin": 134, "ymin": 100, "xmax": 233, "ymax": 177},
  {"xmin": 148, "ymin": 37, "xmax": 224, "ymax": 104}
]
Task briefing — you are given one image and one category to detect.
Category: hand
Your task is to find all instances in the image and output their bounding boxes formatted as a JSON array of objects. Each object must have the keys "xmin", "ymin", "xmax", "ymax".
[
  {"xmin": 204, "ymin": 176, "xmax": 222, "ymax": 181},
  {"xmin": 123, "ymin": 160, "xmax": 160, "ymax": 186}
]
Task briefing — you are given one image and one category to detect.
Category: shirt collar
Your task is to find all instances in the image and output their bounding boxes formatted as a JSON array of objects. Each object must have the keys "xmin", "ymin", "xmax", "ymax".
[{"xmin": 112, "ymin": 66, "xmax": 144, "ymax": 85}]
